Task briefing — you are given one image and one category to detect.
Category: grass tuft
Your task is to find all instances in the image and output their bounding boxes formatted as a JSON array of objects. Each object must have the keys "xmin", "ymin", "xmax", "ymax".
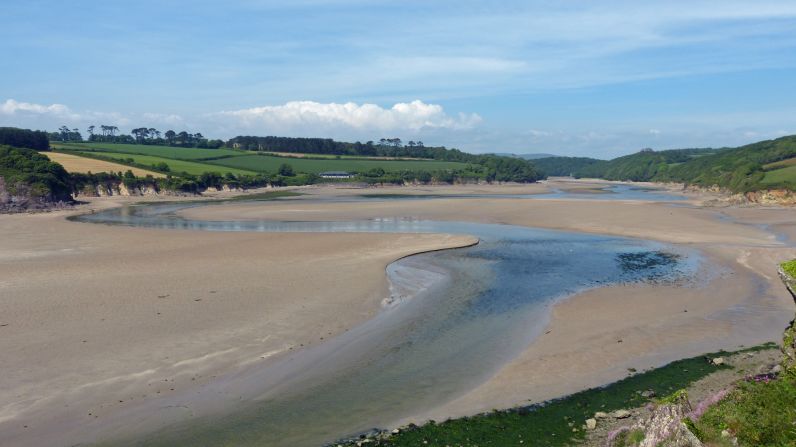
[{"xmin": 781, "ymin": 259, "xmax": 796, "ymax": 278}]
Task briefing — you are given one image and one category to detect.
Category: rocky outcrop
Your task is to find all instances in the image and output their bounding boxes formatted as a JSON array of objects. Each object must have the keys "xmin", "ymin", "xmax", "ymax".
[
  {"xmin": 606, "ymin": 393, "xmax": 702, "ymax": 447},
  {"xmin": 0, "ymin": 177, "xmax": 72, "ymax": 212},
  {"xmin": 691, "ymin": 184, "xmax": 796, "ymax": 206},
  {"xmin": 74, "ymin": 182, "xmax": 163, "ymax": 197}
]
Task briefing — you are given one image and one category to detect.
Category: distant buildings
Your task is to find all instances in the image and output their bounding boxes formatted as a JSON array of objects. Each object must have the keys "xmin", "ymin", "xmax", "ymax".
[{"xmin": 319, "ymin": 171, "xmax": 353, "ymax": 179}]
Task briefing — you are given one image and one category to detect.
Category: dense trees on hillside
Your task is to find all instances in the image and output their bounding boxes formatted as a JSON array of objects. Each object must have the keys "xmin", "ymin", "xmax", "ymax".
[
  {"xmin": 0, "ymin": 145, "xmax": 72, "ymax": 208},
  {"xmin": 573, "ymin": 148, "xmax": 721, "ymax": 181},
  {"xmin": 0, "ymin": 127, "xmax": 50, "ymax": 150},
  {"xmin": 658, "ymin": 137, "xmax": 796, "ymax": 191},
  {"xmin": 531, "ymin": 156, "xmax": 603, "ymax": 177},
  {"xmin": 540, "ymin": 136, "xmax": 796, "ymax": 192}
]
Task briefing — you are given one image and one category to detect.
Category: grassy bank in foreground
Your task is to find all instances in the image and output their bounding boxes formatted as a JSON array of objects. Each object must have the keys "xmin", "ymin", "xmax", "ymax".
[{"xmin": 338, "ymin": 344, "xmax": 776, "ymax": 447}]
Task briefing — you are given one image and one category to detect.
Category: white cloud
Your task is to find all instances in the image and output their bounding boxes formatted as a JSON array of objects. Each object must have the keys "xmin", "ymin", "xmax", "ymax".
[
  {"xmin": 218, "ymin": 100, "xmax": 482, "ymax": 132},
  {"xmin": 649, "ymin": 129, "xmax": 661, "ymax": 135},
  {"xmin": 1, "ymin": 99, "xmax": 79, "ymax": 120}
]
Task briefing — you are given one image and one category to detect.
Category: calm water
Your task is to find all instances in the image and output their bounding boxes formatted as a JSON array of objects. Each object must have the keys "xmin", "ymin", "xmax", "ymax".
[
  {"xmin": 74, "ymin": 199, "xmax": 698, "ymax": 447},
  {"xmin": 339, "ymin": 183, "xmax": 686, "ymax": 202}
]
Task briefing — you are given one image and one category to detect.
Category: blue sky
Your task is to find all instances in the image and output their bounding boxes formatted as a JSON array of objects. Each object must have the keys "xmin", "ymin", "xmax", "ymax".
[{"xmin": 1, "ymin": 0, "xmax": 795, "ymax": 158}]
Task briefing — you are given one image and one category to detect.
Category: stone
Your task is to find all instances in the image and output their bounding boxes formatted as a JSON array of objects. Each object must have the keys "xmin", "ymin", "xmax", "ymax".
[
  {"xmin": 721, "ymin": 429, "xmax": 731, "ymax": 438},
  {"xmin": 641, "ymin": 389, "xmax": 656, "ymax": 398},
  {"xmin": 712, "ymin": 357, "xmax": 725, "ymax": 366},
  {"xmin": 594, "ymin": 411, "xmax": 609, "ymax": 419},
  {"xmin": 586, "ymin": 418, "xmax": 597, "ymax": 430},
  {"xmin": 613, "ymin": 409, "xmax": 632, "ymax": 419},
  {"xmin": 772, "ymin": 364, "xmax": 783, "ymax": 374}
]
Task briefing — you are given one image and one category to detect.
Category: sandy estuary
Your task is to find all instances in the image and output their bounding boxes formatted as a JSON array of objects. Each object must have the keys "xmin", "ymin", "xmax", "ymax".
[{"xmin": 1, "ymin": 179, "xmax": 795, "ymax": 446}]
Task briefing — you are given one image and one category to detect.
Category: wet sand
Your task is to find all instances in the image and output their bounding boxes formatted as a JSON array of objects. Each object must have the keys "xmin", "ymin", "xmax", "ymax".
[
  {"xmin": 180, "ymin": 181, "xmax": 796, "ymax": 428},
  {"xmin": 0, "ymin": 198, "xmax": 475, "ymax": 446},
  {"xmin": 2, "ymin": 180, "xmax": 795, "ymax": 445}
]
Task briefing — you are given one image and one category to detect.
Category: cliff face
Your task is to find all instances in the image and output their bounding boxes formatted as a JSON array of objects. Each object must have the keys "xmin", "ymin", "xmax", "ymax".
[
  {"xmin": 0, "ymin": 177, "xmax": 72, "ymax": 212},
  {"xmin": 743, "ymin": 189, "xmax": 796, "ymax": 206}
]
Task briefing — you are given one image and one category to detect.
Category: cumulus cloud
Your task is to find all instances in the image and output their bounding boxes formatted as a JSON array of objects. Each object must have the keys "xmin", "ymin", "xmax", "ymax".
[
  {"xmin": 1, "ymin": 99, "xmax": 80, "ymax": 120},
  {"xmin": 217, "ymin": 100, "xmax": 482, "ymax": 132},
  {"xmin": 0, "ymin": 98, "xmax": 185, "ymax": 130}
]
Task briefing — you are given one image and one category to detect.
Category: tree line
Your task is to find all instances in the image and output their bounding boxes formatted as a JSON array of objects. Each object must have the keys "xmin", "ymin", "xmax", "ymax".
[
  {"xmin": 48, "ymin": 124, "xmax": 225, "ymax": 148},
  {"xmin": 0, "ymin": 127, "xmax": 50, "ymax": 151}
]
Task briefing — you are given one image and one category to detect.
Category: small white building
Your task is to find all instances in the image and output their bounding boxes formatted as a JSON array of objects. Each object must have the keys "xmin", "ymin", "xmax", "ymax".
[{"xmin": 320, "ymin": 171, "xmax": 353, "ymax": 179}]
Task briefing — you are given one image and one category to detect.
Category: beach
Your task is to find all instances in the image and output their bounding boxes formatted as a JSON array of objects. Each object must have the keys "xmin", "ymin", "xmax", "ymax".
[
  {"xmin": 2, "ymin": 179, "xmax": 795, "ymax": 445},
  {"xmin": 0, "ymin": 197, "xmax": 475, "ymax": 446}
]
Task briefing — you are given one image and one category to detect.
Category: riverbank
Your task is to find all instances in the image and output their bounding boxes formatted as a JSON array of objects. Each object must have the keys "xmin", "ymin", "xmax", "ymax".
[
  {"xmin": 0, "ymin": 197, "xmax": 476, "ymax": 446},
  {"xmin": 178, "ymin": 181, "xmax": 796, "ymax": 431},
  {"xmin": 2, "ymin": 179, "xmax": 795, "ymax": 446}
]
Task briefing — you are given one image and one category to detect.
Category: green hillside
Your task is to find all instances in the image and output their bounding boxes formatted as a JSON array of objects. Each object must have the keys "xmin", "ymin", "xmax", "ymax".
[
  {"xmin": 54, "ymin": 142, "xmax": 246, "ymax": 160},
  {"xmin": 554, "ymin": 136, "xmax": 796, "ymax": 192},
  {"xmin": 72, "ymin": 150, "xmax": 258, "ymax": 176},
  {"xmin": 531, "ymin": 156, "xmax": 602, "ymax": 177},
  {"xmin": 205, "ymin": 153, "xmax": 470, "ymax": 174},
  {"xmin": 52, "ymin": 141, "xmax": 540, "ymax": 183}
]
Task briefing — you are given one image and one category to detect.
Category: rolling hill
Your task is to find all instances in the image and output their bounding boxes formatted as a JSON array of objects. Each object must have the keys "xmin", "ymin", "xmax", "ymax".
[{"xmin": 531, "ymin": 135, "xmax": 796, "ymax": 192}]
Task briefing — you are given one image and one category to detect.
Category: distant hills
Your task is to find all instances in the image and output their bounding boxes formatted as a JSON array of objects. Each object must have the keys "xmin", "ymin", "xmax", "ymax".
[{"xmin": 531, "ymin": 135, "xmax": 796, "ymax": 192}]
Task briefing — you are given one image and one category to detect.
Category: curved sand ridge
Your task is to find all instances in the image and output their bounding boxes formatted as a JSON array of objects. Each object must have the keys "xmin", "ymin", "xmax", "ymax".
[
  {"xmin": 178, "ymin": 184, "xmax": 796, "ymax": 431},
  {"xmin": 0, "ymin": 198, "xmax": 476, "ymax": 447}
]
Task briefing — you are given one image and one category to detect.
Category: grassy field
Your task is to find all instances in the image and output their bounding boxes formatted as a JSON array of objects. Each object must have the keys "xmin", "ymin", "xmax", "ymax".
[
  {"xmin": 72, "ymin": 151, "xmax": 257, "ymax": 176},
  {"xmin": 55, "ymin": 142, "xmax": 246, "ymax": 160},
  {"xmin": 206, "ymin": 153, "xmax": 470, "ymax": 174},
  {"xmin": 53, "ymin": 143, "xmax": 471, "ymax": 177},
  {"xmin": 261, "ymin": 151, "xmax": 425, "ymax": 161},
  {"xmin": 763, "ymin": 157, "xmax": 796, "ymax": 170},
  {"xmin": 43, "ymin": 152, "xmax": 165, "ymax": 177},
  {"xmin": 761, "ymin": 164, "xmax": 796, "ymax": 185}
]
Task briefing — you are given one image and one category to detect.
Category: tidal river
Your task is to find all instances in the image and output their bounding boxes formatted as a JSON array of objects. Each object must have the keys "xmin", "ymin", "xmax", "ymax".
[{"xmin": 74, "ymin": 192, "xmax": 699, "ymax": 447}]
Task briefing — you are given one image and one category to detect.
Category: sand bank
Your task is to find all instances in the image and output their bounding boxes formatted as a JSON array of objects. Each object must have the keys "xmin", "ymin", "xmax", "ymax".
[
  {"xmin": 3, "ymin": 180, "xmax": 795, "ymax": 445},
  {"xmin": 178, "ymin": 182, "xmax": 796, "ymax": 428},
  {"xmin": 0, "ymin": 202, "xmax": 475, "ymax": 446}
]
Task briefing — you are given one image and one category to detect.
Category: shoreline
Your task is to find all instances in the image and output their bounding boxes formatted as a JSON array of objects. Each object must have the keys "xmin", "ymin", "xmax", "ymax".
[
  {"xmin": 2, "ymin": 179, "xmax": 795, "ymax": 446},
  {"xmin": 0, "ymin": 199, "xmax": 477, "ymax": 447},
  {"xmin": 170, "ymin": 181, "xmax": 796, "ymax": 431}
]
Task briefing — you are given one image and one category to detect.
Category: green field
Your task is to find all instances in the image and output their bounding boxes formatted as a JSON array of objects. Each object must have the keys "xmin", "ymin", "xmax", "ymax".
[
  {"xmin": 763, "ymin": 157, "xmax": 796, "ymax": 170},
  {"xmin": 55, "ymin": 142, "xmax": 247, "ymax": 160},
  {"xmin": 205, "ymin": 153, "xmax": 470, "ymax": 174},
  {"xmin": 73, "ymin": 151, "xmax": 257, "ymax": 176},
  {"xmin": 761, "ymin": 164, "xmax": 796, "ymax": 185},
  {"xmin": 54, "ymin": 143, "xmax": 471, "ymax": 177}
]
